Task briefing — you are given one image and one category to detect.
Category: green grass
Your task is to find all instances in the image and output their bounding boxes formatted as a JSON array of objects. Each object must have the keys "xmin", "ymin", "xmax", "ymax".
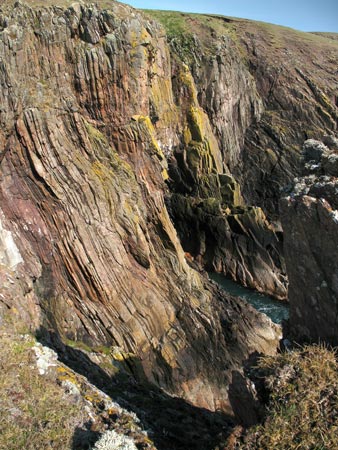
[
  {"xmin": 143, "ymin": 10, "xmax": 200, "ymax": 64},
  {"xmin": 144, "ymin": 9, "xmax": 238, "ymax": 41},
  {"xmin": 241, "ymin": 345, "xmax": 338, "ymax": 449},
  {"xmin": 0, "ymin": 334, "xmax": 84, "ymax": 450},
  {"xmin": 144, "ymin": 10, "xmax": 188, "ymax": 39},
  {"xmin": 65, "ymin": 337, "xmax": 112, "ymax": 356},
  {"xmin": 1, "ymin": 0, "xmax": 118, "ymax": 7}
]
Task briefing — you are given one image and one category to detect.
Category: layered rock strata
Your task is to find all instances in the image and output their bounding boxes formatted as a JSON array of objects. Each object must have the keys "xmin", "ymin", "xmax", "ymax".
[
  {"xmin": 0, "ymin": 0, "xmax": 282, "ymax": 415},
  {"xmin": 281, "ymin": 138, "xmax": 338, "ymax": 345},
  {"xmin": 0, "ymin": 0, "xmax": 337, "ymax": 416},
  {"xmin": 147, "ymin": 10, "xmax": 337, "ymax": 298},
  {"xmin": 149, "ymin": 11, "xmax": 338, "ymax": 214}
]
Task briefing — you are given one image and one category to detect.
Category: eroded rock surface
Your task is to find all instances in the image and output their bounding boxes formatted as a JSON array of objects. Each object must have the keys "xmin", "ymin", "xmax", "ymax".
[
  {"xmin": 0, "ymin": 0, "xmax": 282, "ymax": 417},
  {"xmin": 148, "ymin": 10, "xmax": 337, "ymax": 298},
  {"xmin": 1, "ymin": 0, "xmax": 337, "ymax": 425},
  {"xmin": 281, "ymin": 139, "xmax": 338, "ymax": 344}
]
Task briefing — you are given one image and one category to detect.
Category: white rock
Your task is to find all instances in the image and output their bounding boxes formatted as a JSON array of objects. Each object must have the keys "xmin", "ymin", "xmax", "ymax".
[
  {"xmin": 0, "ymin": 216, "xmax": 23, "ymax": 269},
  {"xmin": 330, "ymin": 210, "xmax": 338, "ymax": 224},
  {"xmin": 61, "ymin": 379, "xmax": 81, "ymax": 397},
  {"xmin": 92, "ymin": 430, "xmax": 138, "ymax": 450},
  {"xmin": 33, "ymin": 343, "xmax": 58, "ymax": 375}
]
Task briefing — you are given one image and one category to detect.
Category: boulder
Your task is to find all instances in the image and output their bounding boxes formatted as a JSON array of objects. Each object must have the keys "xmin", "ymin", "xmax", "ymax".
[{"xmin": 302, "ymin": 139, "xmax": 329, "ymax": 163}]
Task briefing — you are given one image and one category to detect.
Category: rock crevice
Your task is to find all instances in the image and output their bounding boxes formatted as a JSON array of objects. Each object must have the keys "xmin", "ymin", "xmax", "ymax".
[{"xmin": 0, "ymin": 1, "xmax": 283, "ymax": 414}]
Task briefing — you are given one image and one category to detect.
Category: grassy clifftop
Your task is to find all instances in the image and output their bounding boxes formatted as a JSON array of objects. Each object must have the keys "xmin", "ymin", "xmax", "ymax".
[
  {"xmin": 144, "ymin": 9, "xmax": 338, "ymax": 56},
  {"xmin": 224, "ymin": 345, "xmax": 338, "ymax": 449}
]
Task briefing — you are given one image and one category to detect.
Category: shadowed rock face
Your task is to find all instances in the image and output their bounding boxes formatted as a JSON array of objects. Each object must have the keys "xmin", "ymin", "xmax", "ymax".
[
  {"xmin": 281, "ymin": 139, "xmax": 338, "ymax": 345},
  {"xmin": 147, "ymin": 10, "xmax": 337, "ymax": 299},
  {"xmin": 150, "ymin": 12, "xmax": 338, "ymax": 211},
  {"xmin": 0, "ymin": 0, "xmax": 336, "ymax": 415},
  {"xmin": 0, "ymin": 1, "xmax": 282, "ymax": 414}
]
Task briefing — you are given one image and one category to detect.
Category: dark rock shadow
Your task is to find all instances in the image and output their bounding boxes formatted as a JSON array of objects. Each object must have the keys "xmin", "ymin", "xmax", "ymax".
[
  {"xmin": 72, "ymin": 423, "xmax": 100, "ymax": 450},
  {"xmin": 228, "ymin": 370, "xmax": 263, "ymax": 427},
  {"xmin": 228, "ymin": 351, "xmax": 272, "ymax": 428},
  {"xmin": 36, "ymin": 327, "xmax": 235, "ymax": 450}
]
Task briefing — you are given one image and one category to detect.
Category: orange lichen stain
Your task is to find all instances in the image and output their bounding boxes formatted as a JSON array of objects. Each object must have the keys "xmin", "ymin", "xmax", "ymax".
[
  {"xmin": 184, "ymin": 252, "xmax": 194, "ymax": 261},
  {"xmin": 107, "ymin": 407, "xmax": 119, "ymax": 416},
  {"xmin": 84, "ymin": 392, "xmax": 103, "ymax": 406},
  {"xmin": 131, "ymin": 115, "xmax": 166, "ymax": 161},
  {"xmin": 57, "ymin": 366, "xmax": 79, "ymax": 386},
  {"xmin": 91, "ymin": 161, "xmax": 112, "ymax": 184}
]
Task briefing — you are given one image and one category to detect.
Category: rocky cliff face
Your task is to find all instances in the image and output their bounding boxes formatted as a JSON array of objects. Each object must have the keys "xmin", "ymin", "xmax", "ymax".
[
  {"xmin": 232, "ymin": 22, "xmax": 338, "ymax": 211},
  {"xmin": 281, "ymin": 137, "xmax": 338, "ymax": 345},
  {"xmin": 0, "ymin": 0, "xmax": 337, "ymax": 423},
  {"xmin": 147, "ymin": 10, "xmax": 337, "ymax": 299},
  {"xmin": 0, "ymin": 0, "xmax": 283, "ymax": 418}
]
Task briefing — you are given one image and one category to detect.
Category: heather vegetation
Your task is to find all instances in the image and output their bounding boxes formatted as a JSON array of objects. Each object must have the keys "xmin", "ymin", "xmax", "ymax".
[{"xmin": 238, "ymin": 345, "xmax": 338, "ymax": 449}]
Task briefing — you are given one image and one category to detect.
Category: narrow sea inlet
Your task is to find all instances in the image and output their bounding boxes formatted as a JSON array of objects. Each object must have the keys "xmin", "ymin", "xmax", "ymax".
[{"xmin": 209, "ymin": 273, "xmax": 289, "ymax": 324}]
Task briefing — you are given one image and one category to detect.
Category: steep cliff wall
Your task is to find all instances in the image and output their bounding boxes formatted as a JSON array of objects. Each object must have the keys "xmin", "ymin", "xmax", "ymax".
[
  {"xmin": 148, "ymin": 11, "xmax": 337, "ymax": 208},
  {"xmin": 281, "ymin": 138, "xmax": 338, "ymax": 345},
  {"xmin": 236, "ymin": 23, "xmax": 338, "ymax": 212},
  {"xmin": 0, "ymin": 0, "xmax": 282, "ymax": 416},
  {"xmin": 1, "ymin": 0, "xmax": 336, "ymax": 419},
  {"xmin": 147, "ymin": 10, "xmax": 338, "ymax": 298}
]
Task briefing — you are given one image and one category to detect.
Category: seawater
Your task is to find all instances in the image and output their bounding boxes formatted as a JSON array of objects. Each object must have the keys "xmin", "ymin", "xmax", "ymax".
[{"xmin": 209, "ymin": 272, "xmax": 289, "ymax": 324}]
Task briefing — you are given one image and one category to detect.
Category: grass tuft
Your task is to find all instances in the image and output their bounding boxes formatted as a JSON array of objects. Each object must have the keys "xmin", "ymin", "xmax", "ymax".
[
  {"xmin": 0, "ymin": 334, "xmax": 84, "ymax": 450},
  {"xmin": 241, "ymin": 345, "xmax": 338, "ymax": 449}
]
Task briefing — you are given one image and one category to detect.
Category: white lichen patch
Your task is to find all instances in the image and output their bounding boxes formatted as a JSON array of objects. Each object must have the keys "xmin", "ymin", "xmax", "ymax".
[
  {"xmin": 92, "ymin": 430, "xmax": 138, "ymax": 450},
  {"xmin": 0, "ymin": 218, "xmax": 23, "ymax": 269},
  {"xmin": 61, "ymin": 379, "xmax": 81, "ymax": 397},
  {"xmin": 330, "ymin": 210, "xmax": 338, "ymax": 224},
  {"xmin": 84, "ymin": 382, "xmax": 140, "ymax": 424},
  {"xmin": 33, "ymin": 343, "xmax": 58, "ymax": 375}
]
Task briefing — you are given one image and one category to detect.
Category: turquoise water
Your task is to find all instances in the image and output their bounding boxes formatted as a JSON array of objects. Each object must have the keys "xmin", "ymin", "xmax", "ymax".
[{"xmin": 209, "ymin": 272, "xmax": 289, "ymax": 324}]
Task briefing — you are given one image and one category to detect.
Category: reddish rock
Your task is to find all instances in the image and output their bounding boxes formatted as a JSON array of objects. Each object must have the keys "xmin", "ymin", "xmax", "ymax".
[{"xmin": 0, "ymin": 1, "xmax": 281, "ymax": 415}]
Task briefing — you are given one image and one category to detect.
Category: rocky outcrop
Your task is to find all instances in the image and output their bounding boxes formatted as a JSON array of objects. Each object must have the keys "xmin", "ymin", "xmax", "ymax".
[
  {"xmin": 147, "ymin": 10, "xmax": 337, "ymax": 298},
  {"xmin": 164, "ymin": 51, "xmax": 287, "ymax": 298},
  {"xmin": 170, "ymin": 191, "xmax": 286, "ymax": 300},
  {"xmin": 234, "ymin": 25, "xmax": 338, "ymax": 214},
  {"xmin": 281, "ymin": 138, "xmax": 338, "ymax": 345},
  {"xmin": 1, "ymin": 0, "xmax": 336, "ymax": 423},
  {"xmin": 149, "ymin": 12, "xmax": 338, "ymax": 216},
  {"xmin": 0, "ymin": 0, "xmax": 282, "ymax": 418}
]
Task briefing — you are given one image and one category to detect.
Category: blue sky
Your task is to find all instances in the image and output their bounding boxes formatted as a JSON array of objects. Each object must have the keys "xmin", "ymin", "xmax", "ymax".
[{"xmin": 124, "ymin": 0, "xmax": 338, "ymax": 32}]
